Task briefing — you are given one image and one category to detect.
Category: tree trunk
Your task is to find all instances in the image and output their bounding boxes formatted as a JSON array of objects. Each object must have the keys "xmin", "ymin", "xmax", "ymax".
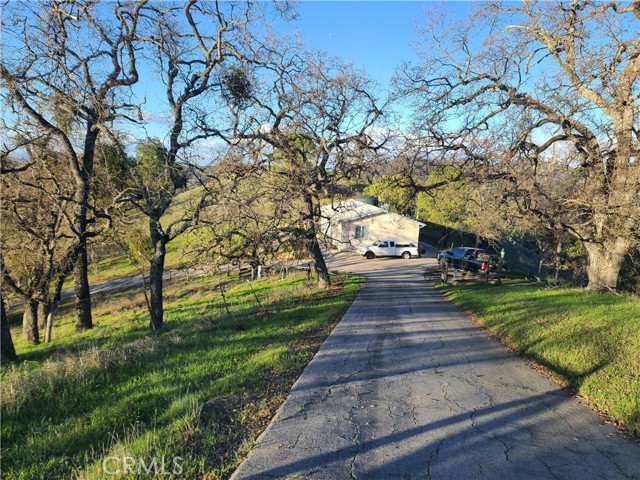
[
  {"xmin": 585, "ymin": 115, "xmax": 638, "ymax": 291},
  {"xmin": 74, "ymin": 243, "xmax": 93, "ymax": 331},
  {"xmin": 148, "ymin": 225, "xmax": 167, "ymax": 333},
  {"xmin": 1, "ymin": 294, "xmax": 17, "ymax": 362},
  {"xmin": 45, "ymin": 290, "xmax": 64, "ymax": 344},
  {"xmin": 45, "ymin": 302, "xmax": 59, "ymax": 343},
  {"xmin": 310, "ymin": 238, "xmax": 331, "ymax": 288},
  {"xmin": 37, "ymin": 301, "xmax": 49, "ymax": 329},
  {"xmin": 22, "ymin": 298, "xmax": 39, "ymax": 345},
  {"xmin": 303, "ymin": 194, "xmax": 331, "ymax": 288},
  {"xmin": 47, "ymin": 255, "xmax": 73, "ymax": 343},
  {"xmin": 584, "ymin": 238, "xmax": 630, "ymax": 291},
  {"xmin": 306, "ymin": 229, "xmax": 331, "ymax": 288},
  {"xmin": 73, "ymin": 127, "xmax": 98, "ymax": 332}
]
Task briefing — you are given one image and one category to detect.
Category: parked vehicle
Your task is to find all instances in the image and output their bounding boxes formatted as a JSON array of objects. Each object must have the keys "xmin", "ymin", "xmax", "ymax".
[
  {"xmin": 358, "ymin": 239, "xmax": 420, "ymax": 259},
  {"xmin": 436, "ymin": 247, "xmax": 500, "ymax": 272}
]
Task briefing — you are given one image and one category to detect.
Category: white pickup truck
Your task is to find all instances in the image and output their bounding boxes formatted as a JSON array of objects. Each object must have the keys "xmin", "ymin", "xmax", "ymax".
[{"xmin": 357, "ymin": 239, "xmax": 420, "ymax": 259}]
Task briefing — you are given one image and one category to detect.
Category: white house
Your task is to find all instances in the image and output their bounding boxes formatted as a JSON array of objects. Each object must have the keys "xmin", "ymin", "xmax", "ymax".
[{"xmin": 320, "ymin": 197, "xmax": 426, "ymax": 251}]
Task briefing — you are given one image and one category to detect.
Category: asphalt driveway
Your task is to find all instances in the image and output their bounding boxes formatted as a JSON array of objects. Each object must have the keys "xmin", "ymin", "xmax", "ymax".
[{"xmin": 231, "ymin": 253, "xmax": 640, "ymax": 479}]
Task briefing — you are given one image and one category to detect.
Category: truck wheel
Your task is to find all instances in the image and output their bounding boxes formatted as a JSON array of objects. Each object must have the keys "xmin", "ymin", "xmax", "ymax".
[
  {"xmin": 401, "ymin": 251, "xmax": 411, "ymax": 259},
  {"xmin": 365, "ymin": 251, "xmax": 375, "ymax": 260}
]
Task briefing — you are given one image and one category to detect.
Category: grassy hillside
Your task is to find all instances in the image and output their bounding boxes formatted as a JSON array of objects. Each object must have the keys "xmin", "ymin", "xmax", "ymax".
[
  {"xmin": 439, "ymin": 283, "xmax": 640, "ymax": 436},
  {"xmin": 84, "ymin": 187, "xmax": 210, "ymax": 285},
  {"xmin": 86, "ymin": 228, "xmax": 205, "ymax": 285},
  {"xmin": 2, "ymin": 271, "xmax": 363, "ymax": 479}
]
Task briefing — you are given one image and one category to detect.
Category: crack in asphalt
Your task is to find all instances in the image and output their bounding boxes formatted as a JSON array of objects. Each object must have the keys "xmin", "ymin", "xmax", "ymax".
[
  {"xmin": 539, "ymin": 459, "xmax": 563, "ymax": 480},
  {"xmin": 277, "ymin": 399, "xmax": 314, "ymax": 423},
  {"xmin": 340, "ymin": 351, "xmax": 353, "ymax": 366},
  {"xmin": 347, "ymin": 405, "xmax": 362, "ymax": 479},
  {"xmin": 410, "ymin": 403, "xmax": 419, "ymax": 427},
  {"xmin": 467, "ymin": 400, "xmax": 516, "ymax": 466},
  {"xmin": 288, "ymin": 432, "xmax": 302, "ymax": 450},
  {"xmin": 426, "ymin": 438, "xmax": 445, "ymax": 480}
]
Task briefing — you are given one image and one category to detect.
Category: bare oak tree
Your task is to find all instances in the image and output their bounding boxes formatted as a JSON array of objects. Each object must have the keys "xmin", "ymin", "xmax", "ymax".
[
  {"xmin": 231, "ymin": 46, "xmax": 384, "ymax": 287},
  {"xmin": 196, "ymin": 155, "xmax": 291, "ymax": 273},
  {"xmin": 1, "ymin": 0, "xmax": 145, "ymax": 330},
  {"xmin": 113, "ymin": 1, "xmax": 291, "ymax": 331},
  {"xmin": 0, "ymin": 143, "xmax": 75, "ymax": 344},
  {"xmin": 400, "ymin": 0, "xmax": 640, "ymax": 290}
]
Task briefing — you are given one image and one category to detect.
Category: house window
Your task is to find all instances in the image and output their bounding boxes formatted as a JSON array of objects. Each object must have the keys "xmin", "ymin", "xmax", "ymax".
[{"xmin": 354, "ymin": 225, "xmax": 369, "ymax": 240}]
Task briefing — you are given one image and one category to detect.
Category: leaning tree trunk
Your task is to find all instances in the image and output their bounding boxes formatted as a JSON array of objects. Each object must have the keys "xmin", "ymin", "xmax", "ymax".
[
  {"xmin": 22, "ymin": 298, "xmax": 39, "ymax": 345},
  {"xmin": 584, "ymin": 238, "xmax": 630, "ymax": 291},
  {"xmin": 303, "ymin": 215, "xmax": 331, "ymax": 288},
  {"xmin": 45, "ymin": 283, "xmax": 65, "ymax": 344},
  {"xmin": 148, "ymin": 224, "xmax": 167, "ymax": 333},
  {"xmin": 308, "ymin": 233, "xmax": 331, "ymax": 288},
  {"xmin": 302, "ymin": 196, "xmax": 331, "ymax": 288},
  {"xmin": 46, "ymin": 251, "xmax": 74, "ymax": 343},
  {"xmin": 1, "ymin": 293, "xmax": 17, "ymax": 361}
]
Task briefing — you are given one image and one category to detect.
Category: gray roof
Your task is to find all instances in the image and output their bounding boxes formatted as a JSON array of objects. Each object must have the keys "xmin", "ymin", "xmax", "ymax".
[{"xmin": 321, "ymin": 199, "xmax": 426, "ymax": 227}]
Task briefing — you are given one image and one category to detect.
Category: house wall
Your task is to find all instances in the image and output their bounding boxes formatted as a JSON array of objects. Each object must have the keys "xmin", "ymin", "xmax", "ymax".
[
  {"xmin": 337, "ymin": 213, "xmax": 421, "ymax": 251},
  {"xmin": 320, "ymin": 220, "xmax": 347, "ymax": 250}
]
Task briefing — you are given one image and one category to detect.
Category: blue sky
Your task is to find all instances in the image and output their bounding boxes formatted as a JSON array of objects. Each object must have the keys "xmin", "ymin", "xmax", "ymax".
[
  {"xmin": 2, "ymin": 1, "xmax": 474, "ymax": 156},
  {"xmin": 273, "ymin": 1, "xmax": 472, "ymax": 90},
  {"xmin": 132, "ymin": 1, "xmax": 473, "ymax": 145}
]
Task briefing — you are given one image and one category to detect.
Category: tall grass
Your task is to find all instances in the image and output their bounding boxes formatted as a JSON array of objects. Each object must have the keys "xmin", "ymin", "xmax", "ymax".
[
  {"xmin": 439, "ymin": 284, "xmax": 640, "ymax": 435},
  {"xmin": 1, "ymin": 271, "xmax": 362, "ymax": 479}
]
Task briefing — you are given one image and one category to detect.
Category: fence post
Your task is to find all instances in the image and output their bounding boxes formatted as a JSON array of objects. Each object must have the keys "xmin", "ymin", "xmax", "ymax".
[
  {"xmin": 441, "ymin": 263, "xmax": 448, "ymax": 284},
  {"xmin": 247, "ymin": 281, "xmax": 264, "ymax": 311},
  {"xmin": 218, "ymin": 279, "xmax": 230, "ymax": 315},
  {"xmin": 496, "ymin": 249, "xmax": 505, "ymax": 285}
]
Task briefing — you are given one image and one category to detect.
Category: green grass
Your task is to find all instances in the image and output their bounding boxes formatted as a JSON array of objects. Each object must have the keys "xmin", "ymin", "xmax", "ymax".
[
  {"xmin": 438, "ymin": 283, "xmax": 640, "ymax": 435},
  {"xmin": 1, "ymin": 271, "xmax": 362, "ymax": 479}
]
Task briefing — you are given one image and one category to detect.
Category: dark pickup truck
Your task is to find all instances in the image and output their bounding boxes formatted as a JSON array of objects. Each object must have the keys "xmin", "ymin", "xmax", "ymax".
[{"xmin": 436, "ymin": 247, "xmax": 499, "ymax": 273}]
